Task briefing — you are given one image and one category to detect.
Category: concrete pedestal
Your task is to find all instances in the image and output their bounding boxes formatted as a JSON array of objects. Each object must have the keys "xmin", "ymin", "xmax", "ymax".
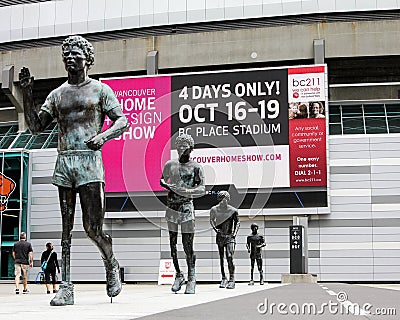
[{"xmin": 281, "ymin": 274, "xmax": 317, "ymax": 284}]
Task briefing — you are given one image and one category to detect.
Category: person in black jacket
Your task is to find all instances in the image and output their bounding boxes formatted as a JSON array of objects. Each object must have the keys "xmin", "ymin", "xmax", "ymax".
[{"xmin": 41, "ymin": 243, "xmax": 60, "ymax": 294}]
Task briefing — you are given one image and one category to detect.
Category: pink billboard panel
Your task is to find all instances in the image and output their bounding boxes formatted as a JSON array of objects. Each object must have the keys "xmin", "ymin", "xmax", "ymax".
[{"xmin": 101, "ymin": 76, "xmax": 172, "ymax": 192}]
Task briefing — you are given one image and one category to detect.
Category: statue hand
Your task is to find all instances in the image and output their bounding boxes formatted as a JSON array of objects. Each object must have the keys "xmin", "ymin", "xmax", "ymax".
[
  {"xmin": 161, "ymin": 180, "xmax": 177, "ymax": 192},
  {"xmin": 160, "ymin": 179, "xmax": 170, "ymax": 190},
  {"xmin": 170, "ymin": 184, "xmax": 186, "ymax": 194},
  {"xmin": 19, "ymin": 67, "xmax": 34, "ymax": 89},
  {"xmin": 85, "ymin": 136, "xmax": 105, "ymax": 151}
]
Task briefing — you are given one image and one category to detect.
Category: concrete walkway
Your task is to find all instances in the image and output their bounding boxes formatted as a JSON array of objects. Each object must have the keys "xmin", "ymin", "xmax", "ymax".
[
  {"xmin": 0, "ymin": 282, "xmax": 283, "ymax": 320},
  {"xmin": 1, "ymin": 282, "xmax": 399, "ymax": 320}
]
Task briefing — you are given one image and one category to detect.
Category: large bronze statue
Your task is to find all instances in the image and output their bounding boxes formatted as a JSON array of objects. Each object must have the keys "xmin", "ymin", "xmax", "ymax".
[
  {"xmin": 247, "ymin": 223, "xmax": 266, "ymax": 285},
  {"xmin": 19, "ymin": 35, "xmax": 129, "ymax": 305},
  {"xmin": 210, "ymin": 191, "xmax": 240, "ymax": 289},
  {"xmin": 160, "ymin": 134, "xmax": 205, "ymax": 294}
]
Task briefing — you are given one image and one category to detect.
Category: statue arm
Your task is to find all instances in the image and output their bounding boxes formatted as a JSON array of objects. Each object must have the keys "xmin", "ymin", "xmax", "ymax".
[
  {"xmin": 246, "ymin": 236, "xmax": 251, "ymax": 252},
  {"xmin": 160, "ymin": 177, "xmax": 171, "ymax": 190},
  {"xmin": 19, "ymin": 67, "xmax": 53, "ymax": 134},
  {"xmin": 86, "ymin": 106, "xmax": 129, "ymax": 151},
  {"xmin": 160, "ymin": 177, "xmax": 176, "ymax": 192},
  {"xmin": 257, "ymin": 235, "xmax": 266, "ymax": 248},
  {"xmin": 183, "ymin": 165, "xmax": 205, "ymax": 198},
  {"xmin": 160, "ymin": 162, "xmax": 176, "ymax": 191},
  {"xmin": 161, "ymin": 163, "xmax": 205, "ymax": 197},
  {"xmin": 210, "ymin": 208, "xmax": 218, "ymax": 233},
  {"xmin": 232, "ymin": 211, "xmax": 240, "ymax": 238}
]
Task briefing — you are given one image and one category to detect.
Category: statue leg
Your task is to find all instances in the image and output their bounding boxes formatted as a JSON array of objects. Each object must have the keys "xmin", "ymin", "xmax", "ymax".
[
  {"xmin": 168, "ymin": 222, "xmax": 180, "ymax": 273},
  {"xmin": 50, "ymin": 187, "xmax": 76, "ymax": 306},
  {"xmin": 168, "ymin": 222, "xmax": 185, "ymax": 293},
  {"xmin": 248, "ymin": 258, "xmax": 255, "ymax": 285},
  {"xmin": 257, "ymin": 258, "xmax": 264, "ymax": 285},
  {"xmin": 79, "ymin": 182, "xmax": 121, "ymax": 298},
  {"xmin": 226, "ymin": 243, "xmax": 235, "ymax": 289},
  {"xmin": 218, "ymin": 244, "xmax": 227, "ymax": 288},
  {"xmin": 182, "ymin": 220, "xmax": 196, "ymax": 294}
]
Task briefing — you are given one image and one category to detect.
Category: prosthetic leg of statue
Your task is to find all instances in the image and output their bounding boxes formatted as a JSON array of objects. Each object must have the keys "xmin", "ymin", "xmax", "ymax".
[
  {"xmin": 51, "ymin": 187, "xmax": 75, "ymax": 306},
  {"xmin": 218, "ymin": 246, "xmax": 228, "ymax": 288},
  {"xmin": 226, "ymin": 244, "xmax": 235, "ymax": 289},
  {"xmin": 80, "ymin": 183, "xmax": 122, "ymax": 300},
  {"xmin": 257, "ymin": 258, "xmax": 264, "ymax": 285},
  {"xmin": 170, "ymin": 231, "xmax": 185, "ymax": 293},
  {"xmin": 183, "ymin": 232, "xmax": 196, "ymax": 294},
  {"xmin": 248, "ymin": 259, "xmax": 255, "ymax": 286}
]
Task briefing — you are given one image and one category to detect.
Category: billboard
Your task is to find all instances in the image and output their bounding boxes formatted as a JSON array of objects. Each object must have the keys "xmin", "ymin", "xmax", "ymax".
[{"xmin": 101, "ymin": 65, "xmax": 328, "ymax": 213}]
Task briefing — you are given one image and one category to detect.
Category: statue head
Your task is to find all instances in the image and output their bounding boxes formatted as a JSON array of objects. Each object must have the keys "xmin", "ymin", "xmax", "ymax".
[
  {"xmin": 62, "ymin": 35, "xmax": 95, "ymax": 69},
  {"xmin": 175, "ymin": 133, "xmax": 194, "ymax": 162},
  {"xmin": 175, "ymin": 133, "xmax": 194, "ymax": 149},
  {"xmin": 250, "ymin": 223, "xmax": 259, "ymax": 233},
  {"xmin": 217, "ymin": 190, "xmax": 230, "ymax": 203}
]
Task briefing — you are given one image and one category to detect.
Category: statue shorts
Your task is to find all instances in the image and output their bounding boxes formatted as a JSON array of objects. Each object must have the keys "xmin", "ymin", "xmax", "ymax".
[
  {"xmin": 216, "ymin": 233, "xmax": 236, "ymax": 247},
  {"xmin": 250, "ymin": 251, "xmax": 262, "ymax": 260},
  {"xmin": 166, "ymin": 200, "xmax": 195, "ymax": 226},
  {"xmin": 52, "ymin": 150, "xmax": 104, "ymax": 188}
]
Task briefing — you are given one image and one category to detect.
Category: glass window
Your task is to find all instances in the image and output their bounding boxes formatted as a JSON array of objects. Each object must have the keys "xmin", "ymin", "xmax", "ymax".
[
  {"xmin": 0, "ymin": 125, "xmax": 18, "ymax": 149},
  {"xmin": 43, "ymin": 124, "xmax": 58, "ymax": 149},
  {"xmin": 329, "ymin": 123, "xmax": 342, "ymax": 135},
  {"xmin": 11, "ymin": 133, "xmax": 32, "ymax": 149},
  {"xmin": 0, "ymin": 125, "xmax": 17, "ymax": 135},
  {"xmin": 44, "ymin": 133, "xmax": 58, "ymax": 149},
  {"xmin": 388, "ymin": 116, "xmax": 400, "ymax": 133},
  {"xmin": 343, "ymin": 118, "xmax": 365, "ymax": 134},
  {"xmin": 27, "ymin": 134, "xmax": 50, "ymax": 149},
  {"xmin": 365, "ymin": 117, "xmax": 388, "ymax": 134},
  {"xmin": 364, "ymin": 104, "xmax": 385, "ymax": 116},
  {"xmin": 0, "ymin": 152, "xmax": 29, "ymax": 279},
  {"xmin": 0, "ymin": 135, "xmax": 17, "ymax": 149},
  {"xmin": 386, "ymin": 104, "xmax": 400, "ymax": 116},
  {"xmin": 328, "ymin": 105, "xmax": 341, "ymax": 123},
  {"xmin": 342, "ymin": 105, "xmax": 363, "ymax": 117},
  {"xmin": 328, "ymin": 102, "xmax": 400, "ymax": 136}
]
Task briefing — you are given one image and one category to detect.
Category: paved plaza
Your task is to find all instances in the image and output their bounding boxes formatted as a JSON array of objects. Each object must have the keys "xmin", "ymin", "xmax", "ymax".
[{"xmin": 0, "ymin": 281, "xmax": 399, "ymax": 320}]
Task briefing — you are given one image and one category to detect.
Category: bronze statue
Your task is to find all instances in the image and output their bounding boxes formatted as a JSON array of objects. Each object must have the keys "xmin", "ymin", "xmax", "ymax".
[
  {"xmin": 210, "ymin": 191, "xmax": 240, "ymax": 289},
  {"xmin": 247, "ymin": 223, "xmax": 266, "ymax": 285},
  {"xmin": 160, "ymin": 134, "xmax": 205, "ymax": 294},
  {"xmin": 19, "ymin": 35, "xmax": 129, "ymax": 305}
]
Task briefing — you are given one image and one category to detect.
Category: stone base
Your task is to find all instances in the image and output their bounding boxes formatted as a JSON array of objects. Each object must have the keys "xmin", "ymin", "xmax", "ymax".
[{"xmin": 281, "ymin": 274, "xmax": 317, "ymax": 284}]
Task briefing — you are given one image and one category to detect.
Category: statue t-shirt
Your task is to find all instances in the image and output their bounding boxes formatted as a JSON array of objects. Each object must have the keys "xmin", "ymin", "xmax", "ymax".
[{"xmin": 41, "ymin": 78, "xmax": 120, "ymax": 152}]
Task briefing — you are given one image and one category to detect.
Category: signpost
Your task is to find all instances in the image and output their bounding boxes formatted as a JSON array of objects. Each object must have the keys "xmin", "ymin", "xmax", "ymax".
[{"xmin": 290, "ymin": 225, "xmax": 305, "ymax": 274}]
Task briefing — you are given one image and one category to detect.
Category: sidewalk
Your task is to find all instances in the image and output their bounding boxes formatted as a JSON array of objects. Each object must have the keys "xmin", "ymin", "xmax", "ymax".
[{"xmin": 0, "ymin": 282, "xmax": 283, "ymax": 320}]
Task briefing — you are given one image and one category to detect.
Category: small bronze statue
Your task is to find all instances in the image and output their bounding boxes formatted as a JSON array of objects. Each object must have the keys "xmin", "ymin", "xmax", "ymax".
[
  {"xmin": 210, "ymin": 191, "xmax": 240, "ymax": 289},
  {"xmin": 246, "ymin": 223, "xmax": 266, "ymax": 285},
  {"xmin": 160, "ymin": 134, "xmax": 205, "ymax": 294},
  {"xmin": 19, "ymin": 35, "xmax": 129, "ymax": 305}
]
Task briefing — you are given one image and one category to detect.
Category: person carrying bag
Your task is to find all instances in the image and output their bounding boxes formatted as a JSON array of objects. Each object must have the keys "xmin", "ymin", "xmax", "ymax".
[
  {"xmin": 41, "ymin": 250, "xmax": 52, "ymax": 271},
  {"xmin": 40, "ymin": 243, "xmax": 60, "ymax": 294}
]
